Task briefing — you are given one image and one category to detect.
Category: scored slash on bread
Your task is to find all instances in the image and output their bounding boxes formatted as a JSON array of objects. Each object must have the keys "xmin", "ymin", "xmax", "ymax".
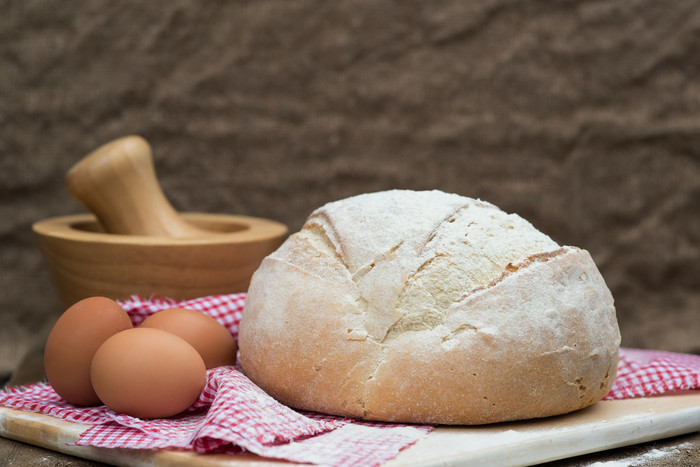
[{"xmin": 239, "ymin": 190, "xmax": 620, "ymax": 425}]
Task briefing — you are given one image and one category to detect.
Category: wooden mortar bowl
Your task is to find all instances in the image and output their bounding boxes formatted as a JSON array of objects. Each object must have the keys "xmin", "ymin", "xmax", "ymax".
[
  {"xmin": 33, "ymin": 135, "xmax": 289, "ymax": 308},
  {"xmin": 33, "ymin": 212, "xmax": 287, "ymax": 309}
]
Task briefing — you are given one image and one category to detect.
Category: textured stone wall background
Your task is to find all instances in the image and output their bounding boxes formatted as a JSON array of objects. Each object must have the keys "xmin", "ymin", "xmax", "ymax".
[{"xmin": 1, "ymin": 0, "xmax": 699, "ymax": 379}]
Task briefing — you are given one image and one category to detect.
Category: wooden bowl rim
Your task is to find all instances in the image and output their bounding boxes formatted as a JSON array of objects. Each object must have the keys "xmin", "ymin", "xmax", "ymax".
[{"xmin": 33, "ymin": 213, "xmax": 288, "ymax": 246}]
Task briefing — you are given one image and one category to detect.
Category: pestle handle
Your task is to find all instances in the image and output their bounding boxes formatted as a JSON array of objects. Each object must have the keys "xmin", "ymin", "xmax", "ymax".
[{"xmin": 66, "ymin": 136, "xmax": 211, "ymax": 237}]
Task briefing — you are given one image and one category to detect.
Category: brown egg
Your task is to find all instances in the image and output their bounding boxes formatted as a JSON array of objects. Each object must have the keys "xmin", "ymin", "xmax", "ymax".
[
  {"xmin": 90, "ymin": 327, "xmax": 206, "ymax": 419},
  {"xmin": 44, "ymin": 297, "xmax": 133, "ymax": 406},
  {"xmin": 139, "ymin": 307, "xmax": 237, "ymax": 369}
]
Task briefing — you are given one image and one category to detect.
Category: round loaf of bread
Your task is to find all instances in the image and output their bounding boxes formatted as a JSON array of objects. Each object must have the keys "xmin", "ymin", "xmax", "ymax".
[{"xmin": 239, "ymin": 190, "xmax": 620, "ymax": 424}]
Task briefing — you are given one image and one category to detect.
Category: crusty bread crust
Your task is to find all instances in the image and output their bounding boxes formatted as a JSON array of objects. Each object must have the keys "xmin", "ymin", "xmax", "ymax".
[{"xmin": 239, "ymin": 190, "xmax": 620, "ymax": 424}]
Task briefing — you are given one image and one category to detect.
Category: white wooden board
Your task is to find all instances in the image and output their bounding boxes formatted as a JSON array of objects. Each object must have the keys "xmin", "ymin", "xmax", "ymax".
[{"xmin": 1, "ymin": 391, "xmax": 700, "ymax": 466}]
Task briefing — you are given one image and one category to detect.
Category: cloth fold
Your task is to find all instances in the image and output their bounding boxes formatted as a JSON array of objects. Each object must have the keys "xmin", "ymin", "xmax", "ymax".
[{"xmin": 2, "ymin": 293, "xmax": 699, "ymax": 467}]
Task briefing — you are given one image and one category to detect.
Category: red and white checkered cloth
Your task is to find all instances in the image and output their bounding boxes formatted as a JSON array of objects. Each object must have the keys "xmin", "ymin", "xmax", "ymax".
[
  {"xmin": 604, "ymin": 347, "xmax": 700, "ymax": 400},
  {"xmin": 2, "ymin": 293, "xmax": 699, "ymax": 466}
]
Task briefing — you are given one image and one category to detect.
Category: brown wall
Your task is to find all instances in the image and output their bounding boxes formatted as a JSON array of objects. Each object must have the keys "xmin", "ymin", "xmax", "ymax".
[{"xmin": 2, "ymin": 1, "xmax": 699, "ymax": 377}]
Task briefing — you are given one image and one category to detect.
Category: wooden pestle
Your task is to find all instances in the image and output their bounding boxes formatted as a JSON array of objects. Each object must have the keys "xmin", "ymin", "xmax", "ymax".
[{"xmin": 65, "ymin": 136, "xmax": 211, "ymax": 237}]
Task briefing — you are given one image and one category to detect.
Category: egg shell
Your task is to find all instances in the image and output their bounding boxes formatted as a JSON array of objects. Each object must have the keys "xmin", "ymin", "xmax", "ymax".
[
  {"xmin": 44, "ymin": 296, "xmax": 132, "ymax": 406},
  {"xmin": 90, "ymin": 327, "xmax": 206, "ymax": 419},
  {"xmin": 139, "ymin": 307, "xmax": 237, "ymax": 369}
]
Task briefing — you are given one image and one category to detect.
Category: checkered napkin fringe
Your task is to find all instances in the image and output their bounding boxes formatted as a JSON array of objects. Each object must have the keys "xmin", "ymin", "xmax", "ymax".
[{"xmin": 1, "ymin": 293, "xmax": 699, "ymax": 467}]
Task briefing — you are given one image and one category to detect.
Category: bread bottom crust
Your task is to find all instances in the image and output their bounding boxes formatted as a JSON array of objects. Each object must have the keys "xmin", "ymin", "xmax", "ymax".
[{"xmin": 239, "ymin": 246, "xmax": 620, "ymax": 425}]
